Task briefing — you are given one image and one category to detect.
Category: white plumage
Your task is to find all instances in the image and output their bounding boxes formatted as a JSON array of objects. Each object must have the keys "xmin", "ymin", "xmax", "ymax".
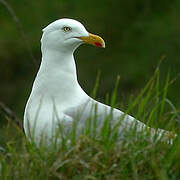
[{"xmin": 24, "ymin": 18, "xmax": 174, "ymax": 145}]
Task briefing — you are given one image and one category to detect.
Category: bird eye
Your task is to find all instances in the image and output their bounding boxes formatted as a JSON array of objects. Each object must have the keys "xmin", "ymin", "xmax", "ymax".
[{"xmin": 62, "ymin": 26, "xmax": 72, "ymax": 32}]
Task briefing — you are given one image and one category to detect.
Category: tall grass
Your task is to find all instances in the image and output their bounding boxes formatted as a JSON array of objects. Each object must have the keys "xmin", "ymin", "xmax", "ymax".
[{"xmin": 0, "ymin": 68, "xmax": 179, "ymax": 180}]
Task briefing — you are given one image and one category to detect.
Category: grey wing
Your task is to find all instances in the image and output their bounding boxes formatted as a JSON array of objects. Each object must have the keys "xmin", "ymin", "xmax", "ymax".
[
  {"xmin": 64, "ymin": 98, "xmax": 146, "ymax": 132},
  {"xmin": 64, "ymin": 98, "xmax": 174, "ymax": 142}
]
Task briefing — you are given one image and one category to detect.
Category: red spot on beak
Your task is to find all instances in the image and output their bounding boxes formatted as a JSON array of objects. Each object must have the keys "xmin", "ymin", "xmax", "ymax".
[{"xmin": 94, "ymin": 42, "xmax": 102, "ymax": 47}]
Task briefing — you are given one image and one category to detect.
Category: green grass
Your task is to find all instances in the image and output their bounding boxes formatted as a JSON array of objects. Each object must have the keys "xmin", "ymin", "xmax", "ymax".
[{"xmin": 0, "ymin": 68, "xmax": 180, "ymax": 180}]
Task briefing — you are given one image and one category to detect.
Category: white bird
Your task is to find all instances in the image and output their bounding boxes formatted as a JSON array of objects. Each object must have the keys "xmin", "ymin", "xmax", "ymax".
[{"xmin": 24, "ymin": 18, "xmax": 174, "ymax": 145}]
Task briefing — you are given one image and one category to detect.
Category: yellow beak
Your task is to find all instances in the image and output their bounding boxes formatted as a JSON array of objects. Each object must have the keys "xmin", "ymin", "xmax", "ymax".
[{"xmin": 79, "ymin": 33, "xmax": 105, "ymax": 48}]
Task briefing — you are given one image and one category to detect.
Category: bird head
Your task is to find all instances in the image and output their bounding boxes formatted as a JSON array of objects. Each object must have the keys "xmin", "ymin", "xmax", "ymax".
[{"xmin": 41, "ymin": 18, "xmax": 105, "ymax": 52}]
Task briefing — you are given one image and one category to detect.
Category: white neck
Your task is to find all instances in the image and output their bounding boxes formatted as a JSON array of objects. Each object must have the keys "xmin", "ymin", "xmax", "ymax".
[
  {"xmin": 41, "ymin": 48, "xmax": 77, "ymax": 81},
  {"xmin": 30, "ymin": 47, "xmax": 88, "ymax": 108}
]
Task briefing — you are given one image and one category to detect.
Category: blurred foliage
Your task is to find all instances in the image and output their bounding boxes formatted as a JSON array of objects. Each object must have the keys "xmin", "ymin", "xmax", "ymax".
[{"xmin": 0, "ymin": 0, "xmax": 180, "ymax": 117}]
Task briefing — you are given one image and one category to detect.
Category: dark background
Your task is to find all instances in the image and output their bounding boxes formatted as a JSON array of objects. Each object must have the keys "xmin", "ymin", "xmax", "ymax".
[{"xmin": 0, "ymin": 0, "xmax": 179, "ymax": 119}]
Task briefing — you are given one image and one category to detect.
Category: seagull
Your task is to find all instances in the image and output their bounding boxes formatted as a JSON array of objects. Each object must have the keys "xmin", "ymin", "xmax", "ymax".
[{"xmin": 24, "ymin": 18, "xmax": 175, "ymax": 145}]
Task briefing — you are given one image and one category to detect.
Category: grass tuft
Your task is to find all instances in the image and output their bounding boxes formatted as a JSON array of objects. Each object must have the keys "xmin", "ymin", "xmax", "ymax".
[{"xmin": 0, "ymin": 68, "xmax": 179, "ymax": 179}]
